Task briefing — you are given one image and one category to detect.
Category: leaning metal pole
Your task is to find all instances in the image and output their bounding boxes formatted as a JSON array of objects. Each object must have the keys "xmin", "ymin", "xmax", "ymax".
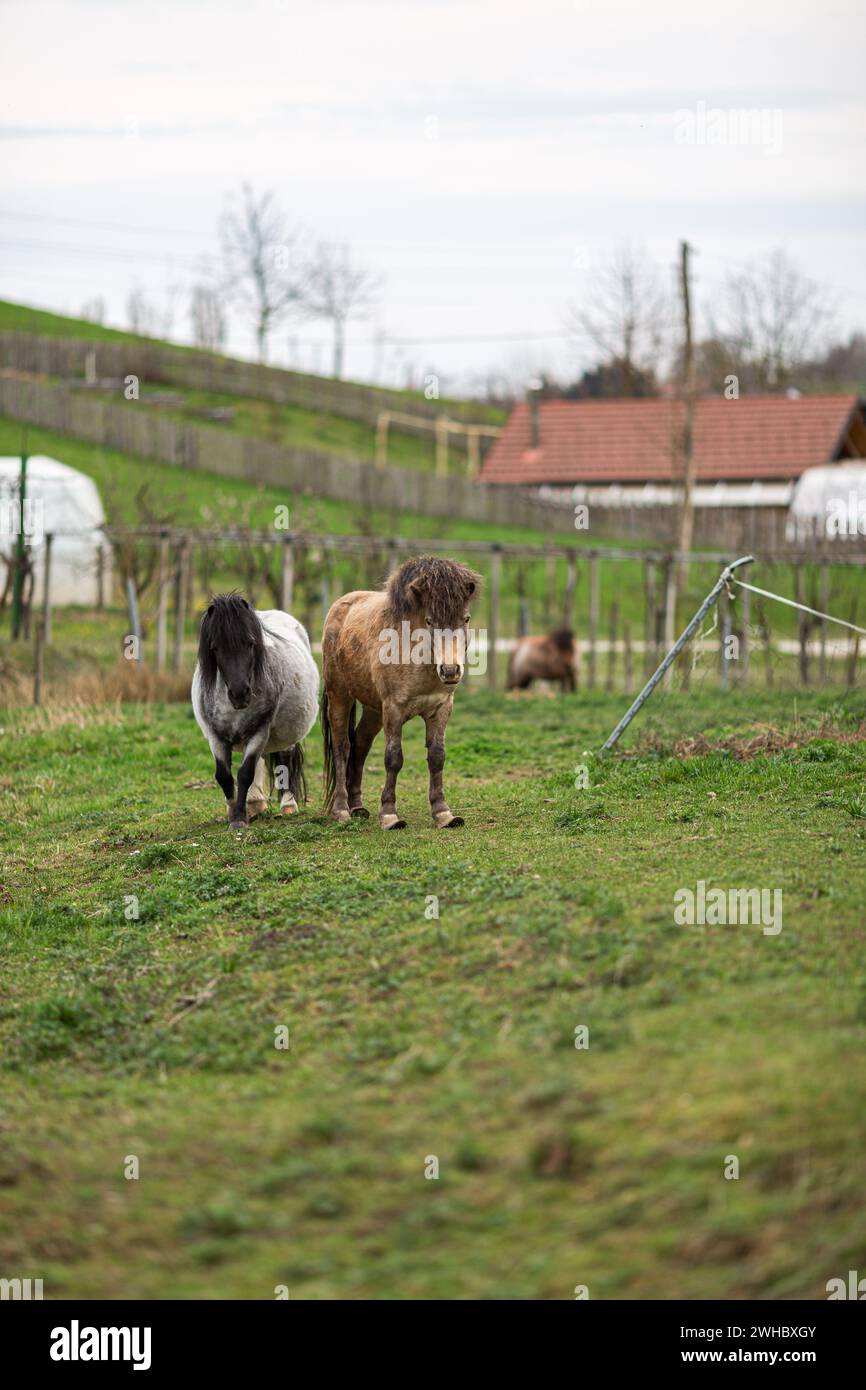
[{"xmin": 600, "ymin": 554, "xmax": 754, "ymax": 754}]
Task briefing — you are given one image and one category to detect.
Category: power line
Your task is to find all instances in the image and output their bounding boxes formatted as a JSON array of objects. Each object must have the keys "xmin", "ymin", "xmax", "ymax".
[
  {"xmin": 0, "ymin": 208, "xmax": 210, "ymax": 240},
  {"xmin": 0, "ymin": 235, "xmax": 205, "ymax": 269}
]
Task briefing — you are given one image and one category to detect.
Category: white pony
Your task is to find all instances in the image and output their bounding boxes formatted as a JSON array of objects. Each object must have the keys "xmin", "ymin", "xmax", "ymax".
[{"xmin": 191, "ymin": 594, "xmax": 318, "ymax": 830}]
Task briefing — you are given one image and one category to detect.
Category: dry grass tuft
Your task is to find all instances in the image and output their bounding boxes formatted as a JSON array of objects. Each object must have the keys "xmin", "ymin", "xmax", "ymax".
[
  {"xmin": 0, "ymin": 661, "xmax": 191, "ymax": 728},
  {"xmin": 631, "ymin": 719, "xmax": 866, "ymax": 760}
]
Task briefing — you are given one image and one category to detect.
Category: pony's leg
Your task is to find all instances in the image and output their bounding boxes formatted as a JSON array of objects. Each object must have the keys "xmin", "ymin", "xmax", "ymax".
[
  {"xmin": 424, "ymin": 705, "xmax": 463, "ymax": 829},
  {"xmin": 208, "ymin": 734, "xmax": 234, "ymax": 809},
  {"xmin": 327, "ymin": 694, "xmax": 353, "ymax": 823},
  {"xmin": 247, "ymin": 757, "xmax": 269, "ymax": 817},
  {"xmin": 229, "ymin": 731, "xmax": 269, "ymax": 831},
  {"xmin": 273, "ymin": 748, "xmax": 302, "ymax": 815},
  {"xmin": 347, "ymin": 705, "xmax": 382, "ymax": 818},
  {"xmin": 379, "ymin": 705, "xmax": 407, "ymax": 830}
]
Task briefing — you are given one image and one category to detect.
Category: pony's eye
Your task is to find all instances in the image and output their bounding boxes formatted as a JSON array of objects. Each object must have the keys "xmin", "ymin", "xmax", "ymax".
[
  {"xmin": 464, "ymin": 614, "xmax": 470, "ymax": 624},
  {"xmin": 425, "ymin": 617, "xmax": 433, "ymax": 627}
]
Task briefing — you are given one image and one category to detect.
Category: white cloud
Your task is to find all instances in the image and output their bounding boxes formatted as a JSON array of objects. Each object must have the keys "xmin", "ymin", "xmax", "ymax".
[{"xmin": 0, "ymin": 0, "xmax": 863, "ymax": 384}]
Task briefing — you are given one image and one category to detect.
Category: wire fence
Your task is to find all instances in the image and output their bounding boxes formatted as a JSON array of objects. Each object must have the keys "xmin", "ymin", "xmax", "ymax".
[{"xmin": 2, "ymin": 527, "xmax": 864, "ymax": 706}]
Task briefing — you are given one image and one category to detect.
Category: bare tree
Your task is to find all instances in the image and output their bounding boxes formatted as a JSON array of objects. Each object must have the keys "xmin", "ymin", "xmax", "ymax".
[
  {"xmin": 567, "ymin": 247, "xmax": 666, "ymax": 393},
  {"xmin": 126, "ymin": 285, "xmax": 160, "ymax": 336},
  {"xmin": 80, "ymin": 296, "xmax": 106, "ymax": 324},
  {"xmin": 220, "ymin": 183, "xmax": 309, "ymax": 362},
  {"xmin": 566, "ymin": 246, "xmax": 670, "ymax": 396},
  {"xmin": 305, "ymin": 242, "xmax": 382, "ymax": 378},
  {"xmin": 711, "ymin": 249, "xmax": 834, "ymax": 390},
  {"xmin": 126, "ymin": 283, "xmax": 181, "ymax": 339},
  {"xmin": 190, "ymin": 283, "xmax": 227, "ymax": 352}
]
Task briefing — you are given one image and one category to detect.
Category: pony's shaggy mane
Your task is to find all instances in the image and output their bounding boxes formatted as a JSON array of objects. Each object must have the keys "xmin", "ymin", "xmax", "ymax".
[
  {"xmin": 385, "ymin": 555, "xmax": 482, "ymax": 626},
  {"xmin": 549, "ymin": 627, "xmax": 575, "ymax": 653},
  {"xmin": 197, "ymin": 592, "xmax": 265, "ymax": 692}
]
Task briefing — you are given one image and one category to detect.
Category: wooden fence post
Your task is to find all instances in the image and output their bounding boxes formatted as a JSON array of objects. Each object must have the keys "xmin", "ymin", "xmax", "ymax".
[
  {"xmin": 588, "ymin": 554, "xmax": 599, "ymax": 690},
  {"xmin": 155, "ymin": 531, "xmax": 169, "ymax": 672},
  {"xmin": 662, "ymin": 556, "xmax": 675, "ymax": 689},
  {"xmin": 467, "ymin": 427, "xmax": 481, "ymax": 480},
  {"xmin": 126, "ymin": 575, "xmax": 142, "ymax": 664},
  {"xmin": 847, "ymin": 599, "xmax": 859, "ymax": 688},
  {"xmin": 563, "ymin": 553, "xmax": 577, "ymax": 630},
  {"xmin": 643, "ymin": 558, "xmax": 656, "ymax": 677},
  {"xmin": 623, "ymin": 620, "xmax": 633, "ymax": 694},
  {"xmin": 279, "ymin": 537, "xmax": 295, "ymax": 611},
  {"xmin": 33, "ymin": 620, "xmax": 45, "ymax": 706},
  {"xmin": 375, "ymin": 412, "xmax": 390, "ymax": 470},
  {"xmin": 42, "ymin": 532, "xmax": 53, "ymax": 645},
  {"xmin": 544, "ymin": 556, "xmax": 556, "ymax": 628},
  {"xmin": 719, "ymin": 571, "xmax": 731, "ymax": 691},
  {"xmin": 819, "ymin": 562, "xmax": 829, "ymax": 683},
  {"xmin": 488, "ymin": 548, "xmax": 501, "ymax": 690},
  {"xmin": 757, "ymin": 598, "xmax": 773, "ymax": 688},
  {"xmin": 606, "ymin": 602, "xmax": 618, "ymax": 693},
  {"xmin": 435, "ymin": 417, "xmax": 449, "ymax": 477},
  {"xmin": 794, "ymin": 564, "xmax": 808, "ymax": 684},
  {"xmin": 739, "ymin": 563, "xmax": 750, "ymax": 687},
  {"xmin": 173, "ymin": 538, "xmax": 190, "ymax": 673}
]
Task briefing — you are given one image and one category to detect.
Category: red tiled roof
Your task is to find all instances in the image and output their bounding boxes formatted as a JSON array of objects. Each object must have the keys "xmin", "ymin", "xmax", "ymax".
[{"xmin": 480, "ymin": 395, "xmax": 862, "ymax": 486}]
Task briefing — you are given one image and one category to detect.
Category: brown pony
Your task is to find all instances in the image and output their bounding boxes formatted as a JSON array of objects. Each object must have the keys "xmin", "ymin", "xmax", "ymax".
[
  {"xmin": 507, "ymin": 627, "xmax": 577, "ymax": 692},
  {"xmin": 321, "ymin": 555, "xmax": 481, "ymax": 829}
]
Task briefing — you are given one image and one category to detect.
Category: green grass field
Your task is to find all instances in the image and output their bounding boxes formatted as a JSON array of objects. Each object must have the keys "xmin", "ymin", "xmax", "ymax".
[{"xmin": 1, "ymin": 685, "xmax": 864, "ymax": 1299}]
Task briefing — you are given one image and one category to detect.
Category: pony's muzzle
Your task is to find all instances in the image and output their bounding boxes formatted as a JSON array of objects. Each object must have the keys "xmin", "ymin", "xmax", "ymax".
[
  {"xmin": 437, "ymin": 663, "xmax": 462, "ymax": 684},
  {"xmin": 228, "ymin": 685, "xmax": 251, "ymax": 709}
]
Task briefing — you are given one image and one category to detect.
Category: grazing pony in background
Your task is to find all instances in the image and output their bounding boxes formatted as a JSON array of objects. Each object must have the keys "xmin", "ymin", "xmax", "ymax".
[
  {"xmin": 322, "ymin": 555, "xmax": 481, "ymax": 829},
  {"xmin": 507, "ymin": 628, "xmax": 577, "ymax": 692},
  {"xmin": 192, "ymin": 594, "xmax": 319, "ymax": 830}
]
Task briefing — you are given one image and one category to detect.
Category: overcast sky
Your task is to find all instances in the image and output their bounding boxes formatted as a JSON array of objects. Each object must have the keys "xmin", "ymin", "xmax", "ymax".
[{"xmin": 1, "ymin": 0, "xmax": 864, "ymax": 392}]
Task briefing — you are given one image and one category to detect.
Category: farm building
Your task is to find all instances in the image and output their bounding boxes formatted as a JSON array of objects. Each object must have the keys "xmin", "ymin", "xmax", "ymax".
[
  {"xmin": 479, "ymin": 394, "xmax": 866, "ymax": 544},
  {"xmin": 0, "ymin": 455, "xmax": 109, "ymax": 605}
]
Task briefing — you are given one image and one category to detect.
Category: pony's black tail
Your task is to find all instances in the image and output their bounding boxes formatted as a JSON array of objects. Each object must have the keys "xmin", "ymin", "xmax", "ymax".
[
  {"xmin": 268, "ymin": 747, "xmax": 307, "ymax": 805},
  {"xmin": 321, "ymin": 690, "xmax": 355, "ymax": 813}
]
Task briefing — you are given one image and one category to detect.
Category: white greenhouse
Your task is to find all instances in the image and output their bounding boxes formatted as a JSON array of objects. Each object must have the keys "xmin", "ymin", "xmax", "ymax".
[
  {"xmin": 0, "ymin": 455, "xmax": 110, "ymax": 605},
  {"xmin": 787, "ymin": 462, "xmax": 866, "ymax": 542}
]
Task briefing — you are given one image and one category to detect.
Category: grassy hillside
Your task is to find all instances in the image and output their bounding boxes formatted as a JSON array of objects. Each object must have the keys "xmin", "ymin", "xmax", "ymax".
[
  {"xmin": 0, "ymin": 299, "xmax": 171, "ymax": 347},
  {"xmin": 81, "ymin": 381, "xmax": 447, "ymax": 475},
  {"xmin": 0, "ymin": 298, "xmax": 504, "ymax": 424},
  {"xmin": 0, "ymin": 687, "xmax": 864, "ymax": 1298}
]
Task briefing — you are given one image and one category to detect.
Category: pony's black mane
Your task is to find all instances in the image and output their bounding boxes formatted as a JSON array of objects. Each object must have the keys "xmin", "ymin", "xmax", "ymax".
[
  {"xmin": 386, "ymin": 555, "xmax": 482, "ymax": 626},
  {"xmin": 198, "ymin": 593, "xmax": 265, "ymax": 691}
]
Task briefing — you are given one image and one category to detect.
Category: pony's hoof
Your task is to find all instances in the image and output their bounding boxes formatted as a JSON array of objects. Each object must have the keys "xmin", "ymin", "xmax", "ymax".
[
  {"xmin": 280, "ymin": 796, "xmax": 299, "ymax": 816},
  {"xmin": 330, "ymin": 808, "xmax": 351, "ymax": 823},
  {"xmin": 247, "ymin": 799, "xmax": 268, "ymax": 819},
  {"xmin": 433, "ymin": 811, "xmax": 464, "ymax": 828},
  {"xmin": 228, "ymin": 819, "xmax": 249, "ymax": 833},
  {"xmin": 379, "ymin": 813, "xmax": 407, "ymax": 830},
  {"xmin": 350, "ymin": 806, "xmax": 370, "ymax": 819}
]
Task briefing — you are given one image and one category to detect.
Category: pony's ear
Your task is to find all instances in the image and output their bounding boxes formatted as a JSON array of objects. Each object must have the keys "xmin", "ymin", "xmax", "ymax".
[
  {"xmin": 464, "ymin": 581, "xmax": 477, "ymax": 599},
  {"xmin": 407, "ymin": 579, "xmax": 425, "ymax": 606},
  {"xmin": 241, "ymin": 597, "xmax": 250, "ymax": 608},
  {"xmin": 206, "ymin": 603, "xmax": 214, "ymax": 614}
]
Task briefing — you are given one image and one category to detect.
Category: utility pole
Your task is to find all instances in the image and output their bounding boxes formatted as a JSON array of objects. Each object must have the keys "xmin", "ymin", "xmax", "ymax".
[
  {"xmin": 675, "ymin": 240, "xmax": 697, "ymax": 593},
  {"xmin": 662, "ymin": 241, "xmax": 697, "ymax": 688}
]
